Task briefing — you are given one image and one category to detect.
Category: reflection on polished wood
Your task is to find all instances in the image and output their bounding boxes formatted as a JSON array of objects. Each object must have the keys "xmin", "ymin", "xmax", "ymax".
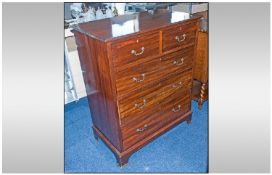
[
  {"xmin": 72, "ymin": 10, "xmax": 201, "ymax": 166},
  {"xmin": 73, "ymin": 11, "xmax": 199, "ymax": 41}
]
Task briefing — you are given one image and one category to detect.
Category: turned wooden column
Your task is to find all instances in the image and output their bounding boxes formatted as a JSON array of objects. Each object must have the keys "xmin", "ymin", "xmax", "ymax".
[{"xmin": 193, "ymin": 31, "xmax": 208, "ymax": 109}]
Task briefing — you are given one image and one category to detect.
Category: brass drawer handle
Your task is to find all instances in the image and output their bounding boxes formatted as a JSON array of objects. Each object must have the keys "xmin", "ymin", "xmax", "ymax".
[
  {"xmin": 172, "ymin": 81, "xmax": 183, "ymax": 88},
  {"xmin": 172, "ymin": 105, "xmax": 181, "ymax": 112},
  {"xmin": 175, "ymin": 34, "xmax": 186, "ymax": 43},
  {"xmin": 131, "ymin": 47, "xmax": 145, "ymax": 56},
  {"xmin": 136, "ymin": 124, "xmax": 148, "ymax": 132},
  {"xmin": 134, "ymin": 99, "xmax": 147, "ymax": 109},
  {"xmin": 132, "ymin": 73, "xmax": 145, "ymax": 83},
  {"xmin": 173, "ymin": 58, "xmax": 184, "ymax": 66}
]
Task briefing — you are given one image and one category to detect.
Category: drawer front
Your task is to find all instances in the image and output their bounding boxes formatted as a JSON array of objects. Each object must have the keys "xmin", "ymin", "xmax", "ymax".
[
  {"xmin": 162, "ymin": 22, "xmax": 197, "ymax": 52},
  {"xmin": 161, "ymin": 94, "xmax": 191, "ymax": 121},
  {"xmin": 160, "ymin": 69, "xmax": 193, "ymax": 99},
  {"xmin": 121, "ymin": 110, "xmax": 167, "ymax": 150},
  {"xmin": 115, "ymin": 46, "xmax": 194, "ymax": 98},
  {"xmin": 115, "ymin": 57, "xmax": 162, "ymax": 98},
  {"xmin": 160, "ymin": 46, "xmax": 195, "ymax": 75},
  {"xmin": 119, "ymin": 69, "xmax": 192, "ymax": 126},
  {"xmin": 112, "ymin": 32, "xmax": 160, "ymax": 67},
  {"xmin": 118, "ymin": 81, "xmax": 163, "ymax": 122}
]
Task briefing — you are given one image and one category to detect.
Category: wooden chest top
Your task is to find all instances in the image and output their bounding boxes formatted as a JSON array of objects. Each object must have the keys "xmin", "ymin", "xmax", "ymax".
[{"xmin": 72, "ymin": 11, "xmax": 200, "ymax": 42}]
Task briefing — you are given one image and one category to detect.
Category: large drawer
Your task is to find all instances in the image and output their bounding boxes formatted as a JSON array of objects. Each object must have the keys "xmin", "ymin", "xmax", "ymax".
[
  {"xmin": 111, "ymin": 32, "xmax": 160, "ymax": 67},
  {"xmin": 115, "ymin": 46, "xmax": 194, "ymax": 98},
  {"xmin": 162, "ymin": 21, "xmax": 198, "ymax": 52}
]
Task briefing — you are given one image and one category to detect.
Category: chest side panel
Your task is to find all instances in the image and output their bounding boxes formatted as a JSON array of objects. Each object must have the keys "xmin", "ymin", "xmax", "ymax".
[{"xmin": 74, "ymin": 31, "xmax": 122, "ymax": 151}]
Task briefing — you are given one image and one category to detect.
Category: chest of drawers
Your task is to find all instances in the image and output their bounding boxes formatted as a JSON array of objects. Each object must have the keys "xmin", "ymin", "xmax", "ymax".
[{"xmin": 72, "ymin": 11, "xmax": 200, "ymax": 166}]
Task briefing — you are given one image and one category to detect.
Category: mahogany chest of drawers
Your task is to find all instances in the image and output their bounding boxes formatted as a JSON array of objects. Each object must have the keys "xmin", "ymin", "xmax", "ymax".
[{"xmin": 72, "ymin": 11, "xmax": 200, "ymax": 166}]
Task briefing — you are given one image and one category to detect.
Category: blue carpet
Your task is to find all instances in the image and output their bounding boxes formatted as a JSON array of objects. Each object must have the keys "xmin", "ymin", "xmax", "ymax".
[{"xmin": 64, "ymin": 97, "xmax": 208, "ymax": 173}]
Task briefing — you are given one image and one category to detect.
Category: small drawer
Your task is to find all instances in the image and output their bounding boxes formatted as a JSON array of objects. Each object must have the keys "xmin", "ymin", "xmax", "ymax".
[
  {"xmin": 162, "ymin": 22, "xmax": 198, "ymax": 52},
  {"xmin": 112, "ymin": 32, "xmax": 160, "ymax": 66}
]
